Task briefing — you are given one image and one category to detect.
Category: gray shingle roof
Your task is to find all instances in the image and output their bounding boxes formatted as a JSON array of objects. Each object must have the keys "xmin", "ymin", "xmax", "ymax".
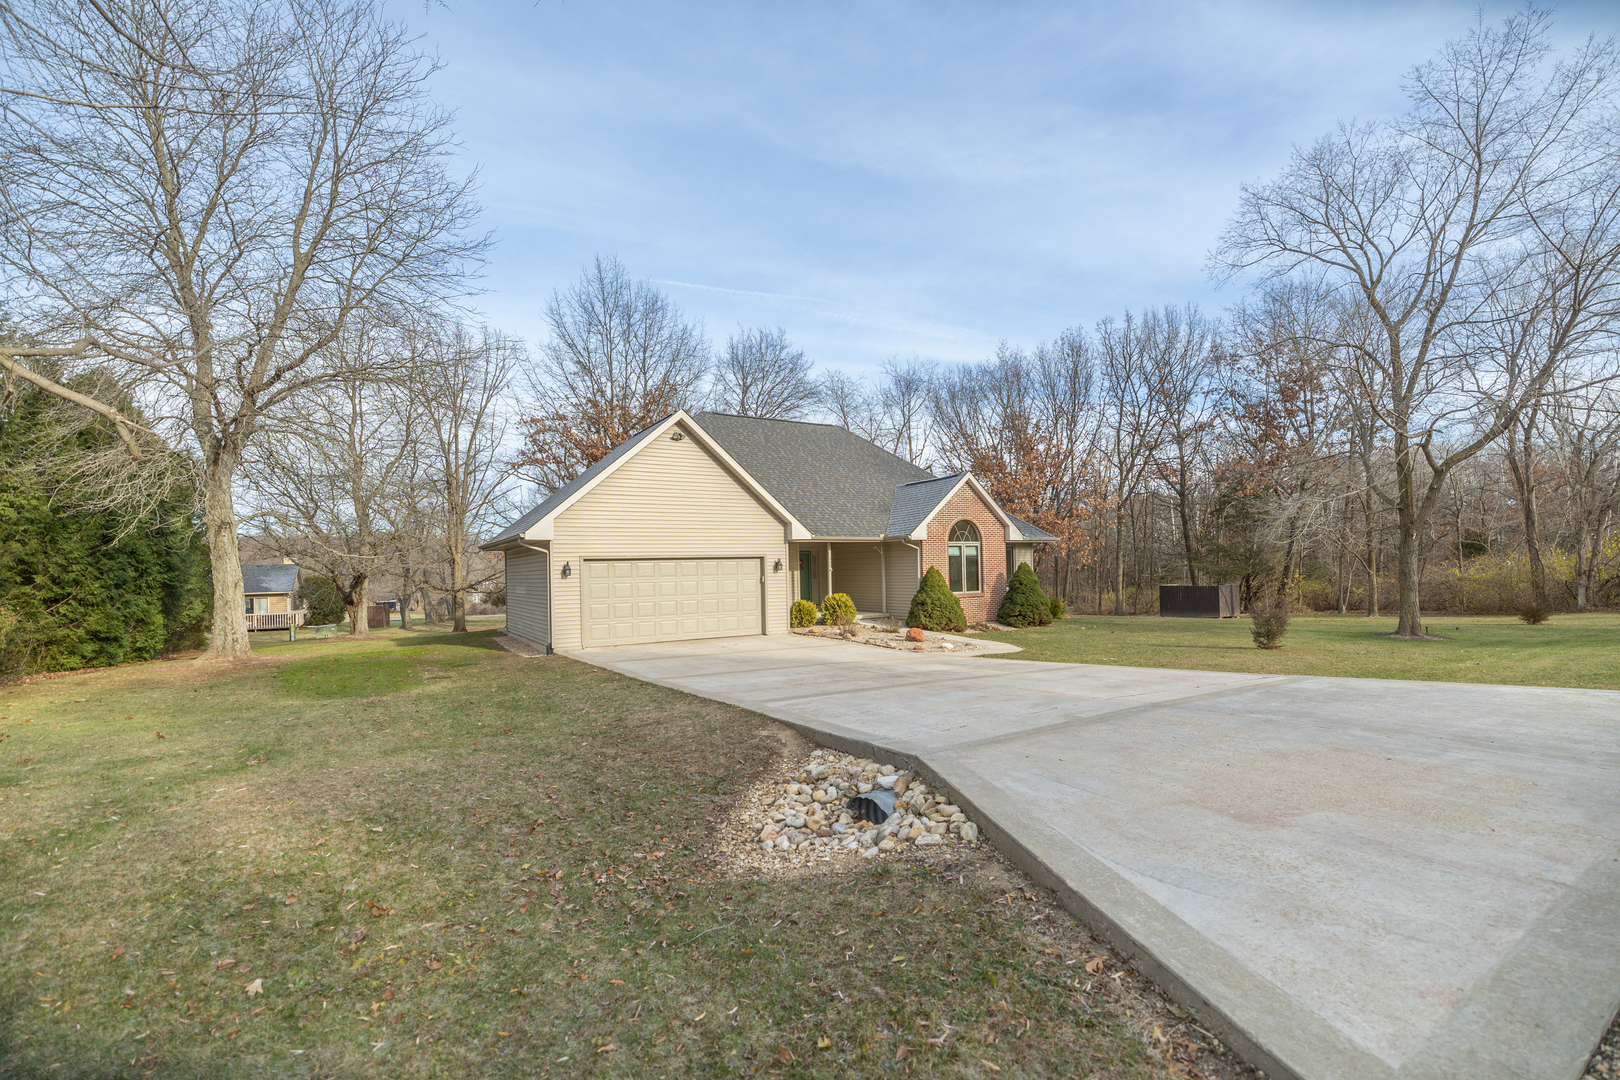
[
  {"xmin": 885, "ymin": 473, "xmax": 965, "ymax": 538},
  {"xmin": 1005, "ymin": 512, "xmax": 1057, "ymax": 543},
  {"xmin": 241, "ymin": 563, "xmax": 298, "ymax": 595},
  {"xmin": 483, "ymin": 419, "xmax": 670, "ymax": 547},
  {"xmin": 694, "ymin": 412, "xmax": 932, "ymax": 537}
]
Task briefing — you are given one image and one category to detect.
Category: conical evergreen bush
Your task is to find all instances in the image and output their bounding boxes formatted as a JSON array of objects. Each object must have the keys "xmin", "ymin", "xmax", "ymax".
[
  {"xmin": 906, "ymin": 566, "xmax": 967, "ymax": 632},
  {"xmin": 997, "ymin": 563, "xmax": 1052, "ymax": 627}
]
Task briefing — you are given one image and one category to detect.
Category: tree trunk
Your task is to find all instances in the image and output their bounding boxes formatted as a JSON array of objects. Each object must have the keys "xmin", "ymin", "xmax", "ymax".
[
  {"xmin": 1503, "ymin": 439, "xmax": 1548, "ymax": 607},
  {"xmin": 202, "ymin": 456, "xmax": 251, "ymax": 659},
  {"xmin": 1392, "ymin": 424, "xmax": 1424, "ymax": 637},
  {"xmin": 397, "ymin": 569, "xmax": 414, "ymax": 631},
  {"xmin": 1112, "ymin": 503, "xmax": 1126, "ymax": 616},
  {"xmin": 1395, "ymin": 505, "xmax": 1423, "ymax": 636},
  {"xmin": 450, "ymin": 545, "xmax": 468, "ymax": 632},
  {"xmin": 343, "ymin": 575, "xmax": 371, "ymax": 638}
]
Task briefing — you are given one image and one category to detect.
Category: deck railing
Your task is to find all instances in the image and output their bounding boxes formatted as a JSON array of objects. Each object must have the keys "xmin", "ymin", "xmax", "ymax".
[{"xmin": 247, "ymin": 611, "xmax": 308, "ymax": 631}]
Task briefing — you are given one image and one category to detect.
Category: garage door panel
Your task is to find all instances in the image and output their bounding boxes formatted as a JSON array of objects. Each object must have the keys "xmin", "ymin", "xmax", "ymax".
[{"xmin": 583, "ymin": 557, "xmax": 763, "ymax": 646}]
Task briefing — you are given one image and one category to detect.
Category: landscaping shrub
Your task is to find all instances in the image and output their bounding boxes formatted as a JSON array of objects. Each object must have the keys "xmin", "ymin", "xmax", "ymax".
[
  {"xmin": 1518, "ymin": 602, "xmax": 1551, "ymax": 625},
  {"xmin": 906, "ymin": 567, "xmax": 966, "ymax": 632},
  {"xmin": 1049, "ymin": 596, "xmax": 1066, "ymax": 620},
  {"xmin": 295, "ymin": 576, "xmax": 345, "ymax": 626},
  {"xmin": 790, "ymin": 599, "xmax": 818, "ymax": 628},
  {"xmin": 821, "ymin": 592, "xmax": 857, "ymax": 627},
  {"xmin": 997, "ymin": 563, "xmax": 1053, "ymax": 627},
  {"xmin": 1250, "ymin": 603, "xmax": 1289, "ymax": 649}
]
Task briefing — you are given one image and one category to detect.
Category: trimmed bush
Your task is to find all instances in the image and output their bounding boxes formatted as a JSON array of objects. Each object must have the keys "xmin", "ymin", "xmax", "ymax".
[
  {"xmin": 1518, "ymin": 602, "xmax": 1550, "ymax": 625},
  {"xmin": 821, "ymin": 592, "xmax": 857, "ymax": 627},
  {"xmin": 1049, "ymin": 596, "xmax": 1066, "ymax": 620},
  {"xmin": 1250, "ymin": 606, "xmax": 1289, "ymax": 649},
  {"xmin": 906, "ymin": 567, "xmax": 967, "ymax": 632},
  {"xmin": 790, "ymin": 599, "xmax": 818, "ymax": 628},
  {"xmin": 997, "ymin": 563, "xmax": 1052, "ymax": 627}
]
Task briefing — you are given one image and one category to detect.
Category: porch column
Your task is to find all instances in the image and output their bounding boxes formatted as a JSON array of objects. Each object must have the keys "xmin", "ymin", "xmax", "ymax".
[{"xmin": 826, "ymin": 542, "xmax": 833, "ymax": 597}]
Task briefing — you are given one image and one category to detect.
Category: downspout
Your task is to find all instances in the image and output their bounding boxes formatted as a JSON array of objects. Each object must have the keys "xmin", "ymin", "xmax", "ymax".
[
  {"xmin": 902, "ymin": 538, "xmax": 922, "ymax": 608},
  {"xmin": 513, "ymin": 539, "xmax": 554, "ymax": 655},
  {"xmin": 878, "ymin": 539, "xmax": 887, "ymax": 615},
  {"xmin": 826, "ymin": 542, "xmax": 833, "ymax": 599}
]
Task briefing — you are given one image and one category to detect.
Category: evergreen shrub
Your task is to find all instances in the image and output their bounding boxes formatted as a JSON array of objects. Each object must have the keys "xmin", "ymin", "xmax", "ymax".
[
  {"xmin": 296, "ymin": 577, "xmax": 346, "ymax": 626},
  {"xmin": 997, "ymin": 563, "xmax": 1052, "ymax": 627},
  {"xmin": 906, "ymin": 567, "xmax": 966, "ymax": 632},
  {"xmin": 821, "ymin": 592, "xmax": 857, "ymax": 627},
  {"xmin": 790, "ymin": 599, "xmax": 818, "ymax": 627}
]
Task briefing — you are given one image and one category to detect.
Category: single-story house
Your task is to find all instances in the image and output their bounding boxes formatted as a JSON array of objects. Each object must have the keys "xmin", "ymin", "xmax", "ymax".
[
  {"xmin": 481, "ymin": 411, "xmax": 1055, "ymax": 652},
  {"xmin": 241, "ymin": 562, "xmax": 305, "ymax": 631}
]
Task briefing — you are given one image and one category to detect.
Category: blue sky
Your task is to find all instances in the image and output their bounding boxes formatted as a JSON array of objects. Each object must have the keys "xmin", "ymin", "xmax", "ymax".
[{"xmin": 411, "ymin": 1, "xmax": 1620, "ymax": 378}]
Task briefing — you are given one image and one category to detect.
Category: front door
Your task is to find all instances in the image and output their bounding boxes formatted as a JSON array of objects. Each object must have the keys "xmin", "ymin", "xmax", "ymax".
[{"xmin": 799, "ymin": 550, "xmax": 814, "ymax": 602}]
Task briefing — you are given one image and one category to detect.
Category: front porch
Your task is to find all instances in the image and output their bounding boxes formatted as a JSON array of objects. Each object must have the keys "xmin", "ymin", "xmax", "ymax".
[{"xmin": 791, "ymin": 541, "xmax": 920, "ymax": 618}]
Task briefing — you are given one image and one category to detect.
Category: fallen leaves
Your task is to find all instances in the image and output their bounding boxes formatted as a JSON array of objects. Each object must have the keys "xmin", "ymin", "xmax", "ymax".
[
  {"xmin": 108, "ymin": 945, "xmax": 126, "ymax": 960},
  {"xmin": 366, "ymin": 900, "xmax": 395, "ymax": 917},
  {"xmin": 216, "ymin": 958, "xmax": 237, "ymax": 970},
  {"xmin": 244, "ymin": 979, "xmax": 263, "ymax": 998},
  {"xmin": 425, "ymin": 959, "xmax": 442, "ymax": 971},
  {"xmin": 283, "ymin": 894, "xmax": 297, "ymax": 905},
  {"xmin": 1084, "ymin": 956, "xmax": 1108, "ymax": 976}
]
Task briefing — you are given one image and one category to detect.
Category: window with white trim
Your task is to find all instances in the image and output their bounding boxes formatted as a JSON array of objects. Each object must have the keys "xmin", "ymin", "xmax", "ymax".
[{"xmin": 948, "ymin": 520, "xmax": 981, "ymax": 593}]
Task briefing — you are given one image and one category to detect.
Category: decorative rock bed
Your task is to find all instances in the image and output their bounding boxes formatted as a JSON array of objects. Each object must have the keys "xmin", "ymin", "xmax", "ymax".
[
  {"xmin": 791, "ymin": 623, "xmax": 982, "ymax": 653},
  {"xmin": 737, "ymin": 748, "xmax": 980, "ymax": 866}
]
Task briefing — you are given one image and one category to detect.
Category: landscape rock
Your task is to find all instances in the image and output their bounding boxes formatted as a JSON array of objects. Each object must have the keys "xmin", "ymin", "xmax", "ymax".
[{"xmin": 906, "ymin": 627, "xmax": 926, "ymax": 642}]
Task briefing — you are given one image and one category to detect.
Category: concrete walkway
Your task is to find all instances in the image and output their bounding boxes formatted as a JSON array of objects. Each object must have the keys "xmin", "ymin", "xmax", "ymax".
[{"xmin": 568, "ymin": 634, "xmax": 1620, "ymax": 1080}]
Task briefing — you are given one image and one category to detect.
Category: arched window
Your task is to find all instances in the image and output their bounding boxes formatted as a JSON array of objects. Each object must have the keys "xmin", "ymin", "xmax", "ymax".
[{"xmin": 948, "ymin": 520, "xmax": 981, "ymax": 593}]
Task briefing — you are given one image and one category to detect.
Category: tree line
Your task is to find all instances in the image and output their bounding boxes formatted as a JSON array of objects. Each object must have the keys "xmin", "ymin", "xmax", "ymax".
[{"xmin": 1, "ymin": 3, "xmax": 1617, "ymax": 676}]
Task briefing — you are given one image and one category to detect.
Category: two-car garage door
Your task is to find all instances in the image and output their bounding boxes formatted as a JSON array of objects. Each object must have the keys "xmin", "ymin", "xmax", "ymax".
[{"xmin": 582, "ymin": 558, "xmax": 762, "ymax": 647}]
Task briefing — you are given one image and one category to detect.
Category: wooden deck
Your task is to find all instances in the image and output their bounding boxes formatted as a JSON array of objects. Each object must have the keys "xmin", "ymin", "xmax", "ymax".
[{"xmin": 247, "ymin": 611, "xmax": 307, "ymax": 631}]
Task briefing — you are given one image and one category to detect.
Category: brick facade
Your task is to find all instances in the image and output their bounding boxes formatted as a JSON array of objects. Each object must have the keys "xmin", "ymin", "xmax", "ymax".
[{"xmin": 919, "ymin": 482, "xmax": 1008, "ymax": 624}]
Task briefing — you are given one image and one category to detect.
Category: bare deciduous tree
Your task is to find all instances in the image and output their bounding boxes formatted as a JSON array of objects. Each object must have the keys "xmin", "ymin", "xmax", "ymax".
[
  {"xmin": 710, "ymin": 325, "xmax": 816, "ymax": 419},
  {"xmin": 1216, "ymin": 7, "xmax": 1620, "ymax": 636},
  {"xmin": 417, "ymin": 322, "xmax": 519, "ymax": 632},
  {"xmin": 516, "ymin": 256, "xmax": 708, "ymax": 492},
  {"xmin": 243, "ymin": 318, "xmax": 417, "ymax": 636},
  {"xmin": 0, "ymin": 0, "xmax": 483, "ymax": 658}
]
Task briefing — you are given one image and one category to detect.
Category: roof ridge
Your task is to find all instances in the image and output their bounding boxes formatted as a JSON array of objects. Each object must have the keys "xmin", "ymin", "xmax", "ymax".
[{"xmin": 696, "ymin": 410, "xmax": 850, "ymax": 430}]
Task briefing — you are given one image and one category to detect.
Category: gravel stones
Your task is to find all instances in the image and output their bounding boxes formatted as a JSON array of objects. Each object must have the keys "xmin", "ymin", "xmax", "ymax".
[{"xmin": 721, "ymin": 747, "xmax": 983, "ymax": 874}]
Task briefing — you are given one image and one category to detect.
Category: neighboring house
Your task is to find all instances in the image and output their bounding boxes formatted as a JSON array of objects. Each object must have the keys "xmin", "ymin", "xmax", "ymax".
[
  {"xmin": 241, "ymin": 562, "xmax": 306, "ymax": 631},
  {"xmin": 481, "ymin": 411, "xmax": 1055, "ymax": 652}
]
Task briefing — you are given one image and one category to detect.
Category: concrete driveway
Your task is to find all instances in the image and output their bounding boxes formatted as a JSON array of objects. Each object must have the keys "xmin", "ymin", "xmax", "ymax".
[{"xmin": 569, "ymin": 633, "xmax": 1620, "ymax": 1080}]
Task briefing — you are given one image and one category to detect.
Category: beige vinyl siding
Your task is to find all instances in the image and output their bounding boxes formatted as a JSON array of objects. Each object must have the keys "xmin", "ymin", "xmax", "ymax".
[
  {"xmin": 267, "ymin": 595, "xmax": 290, "ymax": 614},
  {"xmin": 829, "ymin": 543, "xmax": 884, "ymax": 612},
  {"xmin": 504, "ymin": 545, "xmax": 550, "ymax": 647},
  {"xmin": 549, "ymin": 422, "xmax": 791, "ymax": 649},
  {"xmin": 1008, "ymin": 543, "xmax": 1034, "ymax": 572},
  {"xmin": 883, "ymin": 542, "xmax": 921, "ymax": 616}
]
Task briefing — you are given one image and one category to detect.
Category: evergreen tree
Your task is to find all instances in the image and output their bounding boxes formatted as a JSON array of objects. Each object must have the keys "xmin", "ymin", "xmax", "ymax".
[
  {"xmin": 998, "ymin": 563, "xmax": 1053, "ymax": 627},
  {"xmin": 0, "ymin": 383, "xmax": 209, "ymax": 679},
  {"xmin": 906, "ymin": 566, "xmax": 967, "ymax": 632}
]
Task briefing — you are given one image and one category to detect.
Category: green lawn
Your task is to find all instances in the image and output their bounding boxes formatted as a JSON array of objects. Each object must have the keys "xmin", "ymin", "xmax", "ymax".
[
  {"xmin": 978, "ymin": 612, "xmax": 1620, "ymax": 689},
  {"xmin": 0, "ymin": 628, "xmax": 1175, "ymax": 1078}
]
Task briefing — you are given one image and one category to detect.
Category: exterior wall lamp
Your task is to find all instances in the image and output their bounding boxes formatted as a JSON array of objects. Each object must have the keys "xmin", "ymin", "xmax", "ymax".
[
  {"xmin": 669, "ymin": 430, "xmax": 685, "ymax": 441},
  {"xmin": 561, "ymin": 561, "xmax": 572, "ymax": 578},
  {"xmin": 774, "ymin": 559, "xmax": 783, "ymax": 571}
]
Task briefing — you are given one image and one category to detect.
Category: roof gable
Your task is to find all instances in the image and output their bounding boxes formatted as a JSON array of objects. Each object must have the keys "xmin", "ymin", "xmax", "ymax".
[{"xmin": 482, "ymin": 413, "xmax": 809, "ymax": 549}]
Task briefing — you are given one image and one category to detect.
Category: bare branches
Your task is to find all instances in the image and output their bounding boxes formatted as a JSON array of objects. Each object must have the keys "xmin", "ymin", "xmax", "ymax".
[
  {"xmin": 515, "ymin": 255, "xmax": 707, "ymax": 492},
  {"xmin": 710, "ymin": 325, "xmax": 816, "ymax": 420}
]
